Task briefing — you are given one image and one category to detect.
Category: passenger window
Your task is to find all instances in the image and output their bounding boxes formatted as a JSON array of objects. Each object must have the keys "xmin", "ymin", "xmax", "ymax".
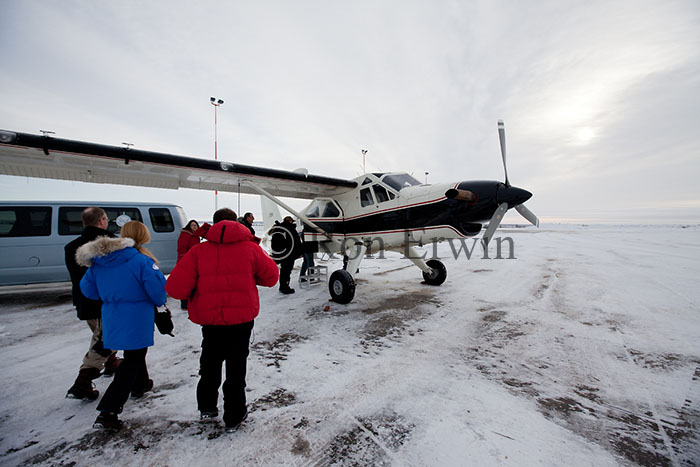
[
  {"xmin": 373, "ymin": 185, "xmax": 390, "ymax": 203},
  {"xmin": 0, "ymin": 207, "xmax": 52, "ymax": 237},
  {"xmin": 322, "ymin": 202, "xmax": 340, "ymax": 217},
  {"xmin": 58, "ymin": 208, "xmax": 85, "ymax": 235},
  {"xmin": 306, "ymin": 206, "xmax": 320, "ymax": 218},
  {"xmin": 0, "ymin": 211, "xmax": 14, "ymax": 235},
  {"xmin": 306, "ymin": 199, "xmax": 341, "ymax": 218},
  {"xmin": 59, "ymin": 207, "xmax": 143, "ymax": 235},
  {"xmin": 360, "ymin": 188, "xmax": 375, "ymax": 207},
  {"xmin": 306, "ymin": 201, "xmax": 321, "ymax": 218},
  {"xmin": 149, "ymin": 208, "xmax": 174, "ymax": 232},
  {"xmin": 102, "ymin": 208, "xmax": 142, "ymax": 234}
]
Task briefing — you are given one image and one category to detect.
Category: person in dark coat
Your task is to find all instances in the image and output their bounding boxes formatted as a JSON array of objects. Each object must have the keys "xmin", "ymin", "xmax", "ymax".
[
  {"xmin": 269, "ymin": 216, "xmax": 302, "ymax": 294},
  {"xmin": 299, "ymin": 230, "xmax": 317, "ymax": 282},
  {"xmin": 64, "ymin": 207, "xmax": 121, "ymax": 401},
  {"xmin": 79, "ymin": 220, "xmax": 167, "ymax": 431},
  {"xmin": 165, "ymin": 208, "xmax": 278, "ymax": 432},
  {"xmin": 176, "ymin": 219, "xmax": 201, "ymax": 309},
  {"xmin": 238, "ymin": 212, "xmax": 256, "ymax": 236}
]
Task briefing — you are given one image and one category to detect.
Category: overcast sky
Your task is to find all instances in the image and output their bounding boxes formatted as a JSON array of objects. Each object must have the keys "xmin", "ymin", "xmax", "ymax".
[{"xmin": 1, "ymin": 0, "xmax": 699, "ymax": 223}]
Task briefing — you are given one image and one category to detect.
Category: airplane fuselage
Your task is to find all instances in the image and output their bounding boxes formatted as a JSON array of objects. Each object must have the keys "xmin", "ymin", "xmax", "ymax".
[{"xmin": 300, "ymin": 172, "xmax": 532, "ymax": 255}]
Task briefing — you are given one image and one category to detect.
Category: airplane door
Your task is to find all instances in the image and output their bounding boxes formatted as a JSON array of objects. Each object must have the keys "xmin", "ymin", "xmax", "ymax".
[{"xmin": 302, "ymin": 198, "xmax": 344, "ymax": 252}]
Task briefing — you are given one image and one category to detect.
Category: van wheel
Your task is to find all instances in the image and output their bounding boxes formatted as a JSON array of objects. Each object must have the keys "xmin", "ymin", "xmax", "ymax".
[
  {"xmin": 422, "ymin": 260, "xmax": 447, "ymax": 285},
  {"xmin": 329, "ymin": 270, "xmax": 355, "ymax": 304}
]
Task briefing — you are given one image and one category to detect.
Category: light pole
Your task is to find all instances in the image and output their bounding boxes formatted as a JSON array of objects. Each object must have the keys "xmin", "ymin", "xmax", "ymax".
[{"xmin": 210, "ymin": 97, "xmax": 224, "ymax": 212}]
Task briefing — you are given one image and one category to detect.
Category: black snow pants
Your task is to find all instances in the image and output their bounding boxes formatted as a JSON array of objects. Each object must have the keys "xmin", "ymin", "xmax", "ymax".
[
  {"xmin": 97, "ymin": 348, "xmax": 149, "ymax": 414},
  {"xmin": 197, "ymin": 322, "xmax": 254, "ymax": 426}
]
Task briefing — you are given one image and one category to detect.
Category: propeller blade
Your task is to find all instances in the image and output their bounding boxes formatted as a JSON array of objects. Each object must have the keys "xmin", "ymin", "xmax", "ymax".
[
  {"xmin": 498, "ymin": 120, "xmax": 510, "ymax": 187},
  {"xmin": 482, "ymin": 203, "xmax": 508, "ymax": 246},
  {"xmin": 515, "ymin": 204, "xmax": 540, "ymax": 227}
]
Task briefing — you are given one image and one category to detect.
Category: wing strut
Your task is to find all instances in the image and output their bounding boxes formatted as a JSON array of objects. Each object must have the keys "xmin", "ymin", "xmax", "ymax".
[{"xmin": 242, "ymin": 181, "xmax": 333, "ymax": 241}]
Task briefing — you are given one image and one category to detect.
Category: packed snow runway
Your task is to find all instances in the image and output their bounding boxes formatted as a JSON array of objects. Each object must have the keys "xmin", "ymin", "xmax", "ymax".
[{"xmin": 1, "ymin": 225, "xmax": 698, "ymax": 466}]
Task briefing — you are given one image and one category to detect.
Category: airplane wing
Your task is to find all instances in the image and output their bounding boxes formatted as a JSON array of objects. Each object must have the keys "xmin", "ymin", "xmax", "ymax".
[{"xmin": 0, "ymin": 129, "xmax": 357, "ymax": 199}]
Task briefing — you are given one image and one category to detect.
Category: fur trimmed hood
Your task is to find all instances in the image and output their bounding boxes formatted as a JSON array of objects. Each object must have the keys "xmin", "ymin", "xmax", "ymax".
[{"xmin": 76, "ymin": 237, "xmax": 135, "ymax": 267}]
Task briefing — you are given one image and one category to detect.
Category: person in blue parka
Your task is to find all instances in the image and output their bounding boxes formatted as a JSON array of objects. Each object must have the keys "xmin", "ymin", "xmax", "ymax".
[{"xmin": 77, "ymin": 220, "xmax": 167, "ymax": 431}]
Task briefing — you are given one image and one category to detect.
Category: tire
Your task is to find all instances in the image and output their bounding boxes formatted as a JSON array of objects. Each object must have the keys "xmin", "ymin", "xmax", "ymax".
[
  {"xmin": 329, "ymin": 270, "xmax": 356, "ymax": 304},
  {"xmin": 422, "ymin": 259, "xmax": 447, "ymax": 286}
]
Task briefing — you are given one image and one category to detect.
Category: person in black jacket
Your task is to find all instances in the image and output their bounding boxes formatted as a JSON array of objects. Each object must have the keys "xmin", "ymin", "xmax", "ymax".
[
  {"xmin": 269, "ymin": 216, "xmax": 302, "ymax": 294},
  {"xmin": 238, "ymin": 212, "xmax": 256, "ymax": 236},
  {"xmin": 65, "ymin": 207, "xmax": 121, "ymax": 400}
]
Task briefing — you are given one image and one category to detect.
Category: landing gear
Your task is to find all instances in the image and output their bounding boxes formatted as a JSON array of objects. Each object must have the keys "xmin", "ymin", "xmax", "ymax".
[
  {"xmin": 422, "ymin": 259, "xmax": 447, "ymax": 285},
  {"xmin": 329, "ymin": 270, "xmax": 356, "ymax": 304}
]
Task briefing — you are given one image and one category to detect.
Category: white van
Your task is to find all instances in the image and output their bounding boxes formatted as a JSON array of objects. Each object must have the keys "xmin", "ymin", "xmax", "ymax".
[{"xmin": 0, "ymin": 201, "xmax": 187, "ymax": 286}]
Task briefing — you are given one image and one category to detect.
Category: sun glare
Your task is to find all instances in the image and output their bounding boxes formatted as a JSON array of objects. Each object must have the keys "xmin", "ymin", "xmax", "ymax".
[{"xmin": 574, "ymin": 127, "xmax": 596, "ymax": 145}]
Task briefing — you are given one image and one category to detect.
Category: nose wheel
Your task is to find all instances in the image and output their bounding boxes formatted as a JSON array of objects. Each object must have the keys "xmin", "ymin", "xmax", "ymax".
[{"xmin": 422, "ymin": 259, "xmax": 447, "ymax": 285}]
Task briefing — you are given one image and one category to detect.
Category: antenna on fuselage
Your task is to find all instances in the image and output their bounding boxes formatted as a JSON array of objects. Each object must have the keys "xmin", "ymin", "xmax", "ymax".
[{"xmin": 361, "ymin": 149, "xmax": 368, "ymax": 173}]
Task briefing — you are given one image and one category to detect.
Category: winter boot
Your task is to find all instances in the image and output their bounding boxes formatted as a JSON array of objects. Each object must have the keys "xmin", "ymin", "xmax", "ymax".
[
  {"xmin": 280, "ymin": 286, "xmax": 295, "ymax": 294},
  {"xmin": 131, "ymin": 378, "xmax": 154, "ymax": 398},
  {"xmin": 66, "ymin": 368, "xmax": 101, "ymax": 401},
  {"xmin": 102, "ymin": 354, "xmax": 122, "ymax": 377},
  {"xmin": 200, "ymin": 409, "xmax": 219, "ymax": 420},
  {"xmin": 93, "ymin": 412, "xmax": 122, "ymax": 431},
  {"xmin": 225, "ymin": 410, "xmax": 248, "ymax": 433}
]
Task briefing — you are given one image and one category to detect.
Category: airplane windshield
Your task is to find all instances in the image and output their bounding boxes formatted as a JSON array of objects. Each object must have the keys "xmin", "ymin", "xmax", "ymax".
[{"xmin": 381, "ymin": 173, "xmax": 422, "ymax": 191}]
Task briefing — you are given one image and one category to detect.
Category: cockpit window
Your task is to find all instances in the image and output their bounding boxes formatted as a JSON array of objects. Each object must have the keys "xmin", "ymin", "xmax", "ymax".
[
  {"xmin": 373, "ymin": 184, "xmax": 391, "ymax": 203},
  {"xmin": 360, "ymin": 188, "xmax": 374, "ymax": 207},
  {"xmin": 381, "ymin": 173, "xmax": 421, "ymax": 191}
]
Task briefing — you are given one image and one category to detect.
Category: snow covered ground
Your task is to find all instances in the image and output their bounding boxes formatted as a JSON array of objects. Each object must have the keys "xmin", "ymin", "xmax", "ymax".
[{"xmin": 0, "ymin": 224, "xmax": 698, "ymax": 466}]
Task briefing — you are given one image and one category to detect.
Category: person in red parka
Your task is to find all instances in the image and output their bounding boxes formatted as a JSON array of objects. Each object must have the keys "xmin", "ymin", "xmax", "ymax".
[
  {"xmin": 165, "ymin": 208, "xmax": 278, "ymax": 432},
  {"xmin": 176, "ymin": 219, "xmax": 201, "ymax": 309}
]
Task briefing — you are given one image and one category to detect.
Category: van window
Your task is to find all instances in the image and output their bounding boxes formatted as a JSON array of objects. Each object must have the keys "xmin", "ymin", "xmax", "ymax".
[
  {"xmin": 0, "ymin": 206, "xmax": 52, "ymax": 237},
  {"xmin": 149, "ymin": 208, "xmax": 175, "ymax": 232},
  {"xmin": 58, "ymin": 207, "xmax": 143, "ymax": 235}
]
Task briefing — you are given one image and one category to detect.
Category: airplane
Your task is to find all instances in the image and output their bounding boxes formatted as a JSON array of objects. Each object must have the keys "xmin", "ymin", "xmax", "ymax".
[{"xmin": 0, "ymin": 121, "xmax": 538, "ymax": 304}]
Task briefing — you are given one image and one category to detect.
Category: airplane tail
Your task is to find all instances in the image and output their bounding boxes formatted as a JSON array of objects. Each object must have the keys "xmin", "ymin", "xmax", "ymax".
[{"xmin": 260, "ymin": 195, "xmax": 283, "ymax": 251}]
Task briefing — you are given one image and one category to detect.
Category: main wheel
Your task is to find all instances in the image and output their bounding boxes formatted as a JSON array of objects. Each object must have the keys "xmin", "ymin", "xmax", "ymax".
[
  {"xmin": 422, "ymin": 259, "xmax": 447, "ymax": 285},
  {"xmin": 329, "ymin": 269, "xmax": 356, "ymax": 304}
]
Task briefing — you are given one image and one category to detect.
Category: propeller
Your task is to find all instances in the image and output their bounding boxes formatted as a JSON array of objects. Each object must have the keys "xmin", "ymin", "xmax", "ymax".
[
  {"xmin": 481, "ymin": 203, "xmax": 508, "ymax": 246},
  {"xmin": 498, "ymin": 120, "xmax": 510, "ymax": 187},
  {"xmin": 482, "ymin": 120, "xmax": 539, "ymax": 245},
  {"xmin": 515, "ymin": 204, "xmax": 540, "ymax": 228}
]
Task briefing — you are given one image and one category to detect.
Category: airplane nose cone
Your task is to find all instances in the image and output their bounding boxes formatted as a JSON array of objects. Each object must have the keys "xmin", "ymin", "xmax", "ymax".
[{"xmin": 497, "ymin": 185, "xmax": 532, "ymax": 206}]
